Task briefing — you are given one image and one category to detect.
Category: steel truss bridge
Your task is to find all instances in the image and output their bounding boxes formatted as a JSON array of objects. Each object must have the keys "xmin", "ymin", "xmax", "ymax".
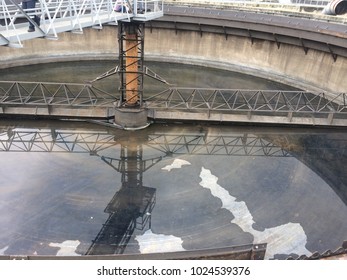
[{"xmin": 0, "ymin": 81, "xmax": 346, "ymax": 126}]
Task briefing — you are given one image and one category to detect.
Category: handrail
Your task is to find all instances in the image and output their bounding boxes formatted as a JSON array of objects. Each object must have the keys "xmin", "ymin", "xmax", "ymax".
[{"xmin": 0, "ymin": 0, "xmax": 163, "ymax": 46}]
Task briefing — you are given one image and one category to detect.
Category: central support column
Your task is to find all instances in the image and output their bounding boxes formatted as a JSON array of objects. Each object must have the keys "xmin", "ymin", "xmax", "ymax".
[
  {"xmin": 114, "ymin": 21, "xmax": 148, "ymax": 129},
  {"xmin": 125, "ymin": 30, "xmax": 139, "ymax": 105}
]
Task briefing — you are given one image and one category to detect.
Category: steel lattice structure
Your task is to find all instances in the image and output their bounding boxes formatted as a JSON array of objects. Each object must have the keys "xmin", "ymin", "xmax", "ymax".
[
  {"xmin": 1, "ymin": 81, "xmax": 347, "ymax": 125},
  {"xmin": 146, "ymin": 88, "xmax": 347, "ymax": 126},
  {"xmin": 146, "ymin": 88, "xmax": 347, "ymax": 114},
  {"xmin": 0, "ymin": 81, "xmax": 117, "ymax": 106}
]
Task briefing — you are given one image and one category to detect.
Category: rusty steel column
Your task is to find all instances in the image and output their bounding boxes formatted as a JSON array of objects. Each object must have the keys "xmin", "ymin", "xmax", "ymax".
[
  {"xmin": 125, "ymin": 32, "xmax": 139, "ymax": 105},
  {"xmin": 118, "ymin": 22, "xmax": 144, "ymax": 107},
  {"xmin": 115, "ymin": 21, "xmax": 148, "ymax": 129}
]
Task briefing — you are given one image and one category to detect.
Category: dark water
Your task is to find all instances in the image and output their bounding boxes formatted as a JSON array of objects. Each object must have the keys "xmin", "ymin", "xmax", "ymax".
[{"xmin": 0, "ymin": 62, "xmax": 346, "ymax": 259}]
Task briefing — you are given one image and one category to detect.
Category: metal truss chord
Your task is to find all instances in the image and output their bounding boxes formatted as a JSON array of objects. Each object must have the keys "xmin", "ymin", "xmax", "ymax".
[
  {"xmin": 0, "ymin": 81, "xmax": 117, "ymax": 107},
  {"xmin": 146, "ymin": 88, "xmax": 347, "ymax": 116}
]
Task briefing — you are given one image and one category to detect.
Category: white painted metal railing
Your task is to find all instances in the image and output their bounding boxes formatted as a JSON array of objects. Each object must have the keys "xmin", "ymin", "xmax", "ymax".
[{"xmin": 0, "ymin": 0, "xmax": 163, "ymax": 47}]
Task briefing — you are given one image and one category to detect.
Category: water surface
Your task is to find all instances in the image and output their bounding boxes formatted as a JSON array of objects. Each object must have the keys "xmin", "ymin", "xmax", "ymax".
[
  {"xmin": 0, "ymin": 120, "xmax": 346, "ymax": 259},
  {"xmin": 0, "ymin": 61, "xmax": 345, "ymax": 259}
]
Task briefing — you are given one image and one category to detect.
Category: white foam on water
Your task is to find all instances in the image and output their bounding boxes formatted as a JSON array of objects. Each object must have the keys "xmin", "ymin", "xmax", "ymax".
[
  {"xmin": 199, "ymin": 167, "xmax": 312, "ymax": 259},
  {"xmin": 161, "ymin": 159, "xmax": 191, "ymax": 172},
  {"xmin": 135, "ymin": 229, "xmax": 185, "ymax": 254},
  {"xmin": 49, "ymin": 240, "xmax": 81, "ymax": 256}
]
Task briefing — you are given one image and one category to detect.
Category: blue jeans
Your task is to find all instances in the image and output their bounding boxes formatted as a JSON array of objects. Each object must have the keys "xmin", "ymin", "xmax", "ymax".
[{"xmin": 22, "ymin": 1, "xmax": 39, "ymax": 29}]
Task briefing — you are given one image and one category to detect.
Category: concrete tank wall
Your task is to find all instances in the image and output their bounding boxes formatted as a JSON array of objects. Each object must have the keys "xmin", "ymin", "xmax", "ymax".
[{"xmin": 1, "ymin": 26, "xmax": 346, "ymax": 93}]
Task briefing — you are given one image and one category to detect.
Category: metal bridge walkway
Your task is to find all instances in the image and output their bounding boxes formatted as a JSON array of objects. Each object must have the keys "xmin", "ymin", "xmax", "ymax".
[
  {"xmin": 0, "ymin": 81, "xmax": 346, "ymax": 126},
  {"xmin": 0, "ymin": 0, "xmax": 163, "ymax": 47}
]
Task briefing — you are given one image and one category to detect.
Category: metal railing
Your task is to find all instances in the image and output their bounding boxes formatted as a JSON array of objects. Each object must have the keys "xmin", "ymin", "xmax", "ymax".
[
  {"xmin": 0, "ymin": 0, "xmax": 163, "ymax": 47},
  {"xmin": 0, "ymin": 0, "xmax": 131, "ymax": 46}
]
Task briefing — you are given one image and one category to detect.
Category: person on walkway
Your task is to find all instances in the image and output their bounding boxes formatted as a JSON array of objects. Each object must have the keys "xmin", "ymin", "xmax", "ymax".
[
  {"xmin": 21, "ymin": 0, "xmax": 40, "ymax": 32},
  {"xmin": 115, "ymin": 0, "xmax": 131, "ymax": 13}
]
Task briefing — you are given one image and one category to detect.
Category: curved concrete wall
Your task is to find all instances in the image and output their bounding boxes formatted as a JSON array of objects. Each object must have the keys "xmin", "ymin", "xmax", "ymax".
[{"xmin": 1, "ymin": 25, "xmax": 347, "ymax": 93}]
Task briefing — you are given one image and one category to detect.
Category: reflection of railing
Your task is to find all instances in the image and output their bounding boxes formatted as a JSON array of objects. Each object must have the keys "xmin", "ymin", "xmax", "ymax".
[
  {"xmin": 146, "ymin": 133, "xmax": 293, "ymax": 157},
  {"xmin": 0, "ymin": 129, "xmax": 294, "ymax": 157},
  {"xmin": 0, "ymin": 129, "xmax": 118, "ymax": 153},
  {"xmin": 1, "ymin": 128, "xmax": 346, "ymax": 158}
]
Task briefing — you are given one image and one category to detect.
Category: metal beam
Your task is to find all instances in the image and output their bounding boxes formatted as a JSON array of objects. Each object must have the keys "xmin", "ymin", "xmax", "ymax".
[{"xmin": 1, "ymin": 82, "xmax": 347, "ymax": 126}]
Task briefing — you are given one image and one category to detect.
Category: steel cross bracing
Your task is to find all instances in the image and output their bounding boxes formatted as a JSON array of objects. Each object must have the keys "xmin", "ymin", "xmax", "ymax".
[
  {"xmin": 0, "ymin": 80, "xmax": 118, "ymax": 117},
  {"xmin": 0, "ymin": 0, "xmax": 164, "ymax": 47},
  {"xmin": 0, "ymin": 129, "xmax": 119, "ymax": 153},
  {"xmin": 0, "ymin": 127, "xmax": 333, "ymax": 158},
  {"xmin": 118, "ymin": 21, "xmax": 144, "ymax": 106},
  {"xmin": 145, "ymin": 88, "xmax": 347, "ymax": 126},
  {"xmin": 1, "ymin": 81, "xmax": 347, "ymax": 125},
  {"xmin": 146, "ymin": 88, "xmax": 347, "ymax": 114},
  {"xmin": 0, "ymin": 81, "xmax": 116, "ymax": 106}
]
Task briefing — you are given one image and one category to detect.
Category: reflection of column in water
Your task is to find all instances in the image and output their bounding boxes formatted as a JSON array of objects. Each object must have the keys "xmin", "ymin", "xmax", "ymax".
[{"xmin": 86, "ymin": 138, "xmax": 156, "ymax": 255}]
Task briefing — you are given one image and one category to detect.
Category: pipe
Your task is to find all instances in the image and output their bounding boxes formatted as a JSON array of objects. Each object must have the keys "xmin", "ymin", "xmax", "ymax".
[{"xmin": 322, "ymin": 0, "xmax": 347, "ymax": 15}]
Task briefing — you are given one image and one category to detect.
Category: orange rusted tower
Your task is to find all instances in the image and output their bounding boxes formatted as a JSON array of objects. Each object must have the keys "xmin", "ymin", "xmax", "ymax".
[{"xmin": 114, "ymin": 1, "xmax": 163, "ymax": 129}]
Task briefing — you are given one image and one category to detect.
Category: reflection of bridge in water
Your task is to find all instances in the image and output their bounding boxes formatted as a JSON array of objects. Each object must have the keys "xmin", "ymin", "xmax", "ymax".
[
  {"xmin": 1, "ymin": 121, "xmax": 278, "ymax": 259},
  {"xmin": 0, "ymin": 121, "xmax": 346, "ymax": 259}
]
